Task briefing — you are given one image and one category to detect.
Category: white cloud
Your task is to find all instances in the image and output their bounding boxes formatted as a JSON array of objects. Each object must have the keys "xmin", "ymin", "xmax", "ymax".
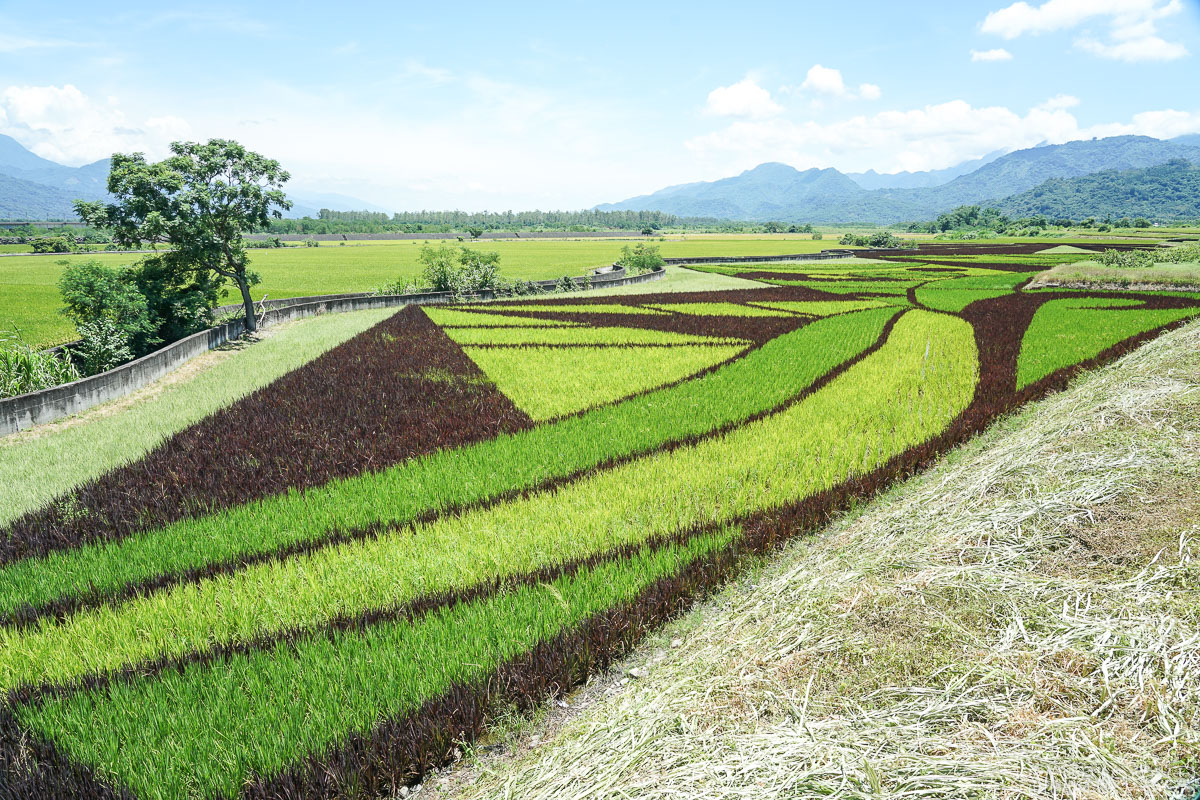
[
  {"xmin": 971, "ymin": 48, "xmax": 1014, "ymax": 61},
  {"xmin": 1076, "ymin": 33, "xmax": 1188, "ymax": 61},
  {"xmin": 981, "ymin": 0, "xmax": 1188, "ymax": 61},
  {"xmin": 0, "ymin": 84, "xmax": 192, "ymax": 164},
  {"xmin": 685, "ymin": 96, "xmax": 1200, "ymax": 176},
  {"xmin": 704, "ymin": 79, "xmax": 782, "ymax": 119},
  {"xmin": 800, "ymin": 64, "xmax": 848, "ymax": 96},
  {"xmin": 1037, "ymin": 93, "xmax": 1080, "ymax": 111},
  {"xmin": 796, "ymin": 65, "xmax": 880, "ymax": 101}
]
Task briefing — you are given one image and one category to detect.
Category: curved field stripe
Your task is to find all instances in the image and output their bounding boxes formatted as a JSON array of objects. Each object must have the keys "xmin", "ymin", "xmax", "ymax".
[
  {"xmin": 462, "ymin": 344, "xmax": 748, "ymax": 421},
  {"xmin": 419, "ymin": 308, "xmax": 582, "ymax": 327},
  {"xmin": 0, "ymin": 310, "xmax": 977, "ymax": 691},
  {"xmin": 747, "ymin": 299, "xmax": 898, "ymax": 317},
  {"xmin": 0, "ymin": 307, "xmax": 897, "ymax": 624},
  {"xmin": 914, "ymin": 288, "xmax": 1011, "ymax": 313},
  {"xmin": 469, "ymin": 303, "xmax": 670, "ymax": 315},
  {"xmin": 642, "ymin": 302, "xmax": 799, "ymax": 318},
  {"xmin": 440, "ymin": 325, "xmax": 747, "ymax": 346},
  {"xmin": 1016, "ymin": 298, "xmax": 1200, "ymax": 389},
  {"xmin": 17, "ymin": 529, "xmax": 737, "ymax": 800}
]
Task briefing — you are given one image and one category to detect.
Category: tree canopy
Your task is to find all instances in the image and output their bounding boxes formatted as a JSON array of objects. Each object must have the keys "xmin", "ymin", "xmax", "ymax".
[{"xmin": 75, "ymin": 139, "xmax": 291, "ymax": 332}]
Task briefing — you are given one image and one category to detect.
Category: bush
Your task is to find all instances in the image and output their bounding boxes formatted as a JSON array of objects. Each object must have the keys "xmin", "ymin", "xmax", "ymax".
[
  {"xmin": 0, "ymin": 332, "xmax": 81, "ymax": 399},
  {"xmin": 556, "ymin": 275, "xmax": 578, "ymax": 293},
  {"xmin": 1097, "ymin": 249, "xmax": 1156, "ymax": 269},
  {"xmin": 415, "ymin": 244, "xmax": 509, "ymax": 296},
  {"xmin": 30, "ymin": 235, "xmax": 76, "ymax": 254},
  {"xmin": 245, "ymin": 237, "xmax": 283, "ymax": 249},
  {"xmin": 71, "ymin": 318, "xmax": 133, "ymax": 375},
  {"xmin": 617, "ymin": 242, "xmax": 665, "ymax": 274},
  {"xmin": 303, "ymin": 239, "xmax": 320, "ymax": 247},
  {"xmin": 811, "ymin": 231, "xmax": 823, "ymax": 241},
  {"xmin": 58, "ymin": 261, "xmax": 156, "ymax": 359},
  {"xmin": 838, "ymin": 231, "xmax": 917, "ymax": 249}
]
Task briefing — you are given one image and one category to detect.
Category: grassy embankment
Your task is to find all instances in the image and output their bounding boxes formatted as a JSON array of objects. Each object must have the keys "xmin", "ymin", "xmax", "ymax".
[
  {"xmin": 427, "ymin": 317, "xmax": 1200, "ymax": 800},
  {"xmin": 1029, "ymin": 258, "xmax": 1200, "ymax": 290}
]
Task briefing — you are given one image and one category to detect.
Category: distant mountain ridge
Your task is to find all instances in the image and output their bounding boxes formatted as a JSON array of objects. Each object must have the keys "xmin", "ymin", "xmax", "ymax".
[
  {"xmin": 0, "ymin": 134, "xmax": 387, "ymax": 221},
  {"xmin": 992, "ymin": 159, "xmax": 1200, "ymax": 220},
  {"xmin": 846, "ymin": 149, "xmax": 1006, "ymax": 190},
  {"xmin": 598, "ymin": 134, "xmax": 1200, "ymax": 223}
]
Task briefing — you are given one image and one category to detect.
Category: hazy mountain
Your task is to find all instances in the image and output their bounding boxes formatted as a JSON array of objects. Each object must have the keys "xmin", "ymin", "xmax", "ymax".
[
  {"xmin": 992, "ymin": 159, "xmax": 1200, "ymax": 221},
  {"xmin": 1172, "ymin": 133, "xmax": 1200, "ymax": 148},
  {"xmin": 597, "ymin": 135, "xmax": 1200, "ymax": 223},
  {"xmin": 598, "ymin": 162, "xmax": 924, "ymax": 223},
  {"xmin": 0, "ymin": 135, "xmax": 388, "ymax": 221},
  {"xmin": 847, "ymin": 149, "xmax": 1006, "ymax": 190},
  {"xmin": 0, "ymin": 172, "xmax": 84, "ymax": 219},
  {"xmin": 881, "ymin": 135, "xmax": 1200, "ymax": 213}
]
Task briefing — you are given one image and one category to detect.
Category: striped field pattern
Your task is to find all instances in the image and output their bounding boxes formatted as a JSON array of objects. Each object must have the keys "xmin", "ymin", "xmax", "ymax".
[{"xmin": 1, "ymin": 244, "xmax": 1198, "ymax": 799}]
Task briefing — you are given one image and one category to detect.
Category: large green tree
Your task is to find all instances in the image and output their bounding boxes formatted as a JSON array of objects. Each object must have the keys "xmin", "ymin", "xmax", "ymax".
[{"xmin": 75, "ymin": 139, "xmax": 291, "ymax": 332}]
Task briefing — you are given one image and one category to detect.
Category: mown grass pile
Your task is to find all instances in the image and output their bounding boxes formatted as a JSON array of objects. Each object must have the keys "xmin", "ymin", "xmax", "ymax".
[{"xmin": 2, "ymin": 244, "xmax": 1199, "ymax": 799}]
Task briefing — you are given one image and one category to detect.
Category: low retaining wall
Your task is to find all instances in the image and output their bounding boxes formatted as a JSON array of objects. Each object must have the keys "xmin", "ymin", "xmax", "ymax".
[{"xmin": 2, "ymin": 267, "xmax": 665, "ymax": 435}]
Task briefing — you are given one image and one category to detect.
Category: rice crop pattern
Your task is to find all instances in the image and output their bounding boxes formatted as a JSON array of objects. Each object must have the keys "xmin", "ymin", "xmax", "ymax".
[{"xmin": 2, "ymin": 244, "xmax": 1198, "ymax": 799}]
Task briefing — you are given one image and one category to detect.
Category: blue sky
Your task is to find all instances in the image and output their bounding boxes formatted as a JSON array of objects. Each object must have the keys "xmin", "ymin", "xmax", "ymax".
[{"xmin": 1, "ymin": 0, "xmax": 1198, "ymax": 210}]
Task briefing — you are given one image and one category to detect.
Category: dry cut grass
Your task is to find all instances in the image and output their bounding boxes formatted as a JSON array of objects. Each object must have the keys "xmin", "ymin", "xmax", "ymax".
[
  {"xmin": 1029, "ymin": 260, "xmax": 1200, "ymax": 291},
  {"xmin": 427, "ymin": 318, "xmax": 1200, "ymax": 800}
]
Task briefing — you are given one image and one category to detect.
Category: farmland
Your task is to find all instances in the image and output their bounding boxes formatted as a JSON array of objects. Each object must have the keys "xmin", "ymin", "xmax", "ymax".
[
  {"xmin": 2, "ymin": 243, "xmax": 1199, "ymax": 798},
  {"xmin": 0, "ymin": 236, "xmax": 830, "ymax": 347}
]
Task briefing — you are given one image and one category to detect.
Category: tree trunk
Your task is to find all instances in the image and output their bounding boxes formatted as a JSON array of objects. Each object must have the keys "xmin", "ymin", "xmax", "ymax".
[{"xmin": 237, "ymin": 275, "xmax": 257, "ymax": 334}]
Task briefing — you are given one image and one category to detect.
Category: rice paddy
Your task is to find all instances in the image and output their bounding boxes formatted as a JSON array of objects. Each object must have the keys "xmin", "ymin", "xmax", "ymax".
[{"xmin": 2, "ymin": 242, "xmax": 1198, "ymax": 799}]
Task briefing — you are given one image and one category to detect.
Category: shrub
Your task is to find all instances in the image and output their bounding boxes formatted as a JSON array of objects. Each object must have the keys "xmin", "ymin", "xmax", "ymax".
[
  {"xmin": 1097, "ymin": 249, "xmax": 1155, "ymax": 269},
  {"xmin": 812, "ymin": 231, "xmax": 823, "ymax": 241},
  {"xmin": 245, "ymin": 237, "xmax": 283, "ymax": 249},
  {"xmin": 617, "ymin": 242, "xmax": 665, "ymax": 274},
  {"xmin": 30, "ymin": 235, "xmax": 76, "ymax": 254},
  {"xmin": 418, "ymin": 243, "xmax": 466, "ymax": 293},
  {"xmin": 58, "ymin": 261, "xmax": 156, "ymax": 362},
  {"xmin": 303, "ymin": 239, "xmax": 320, "ymax": 247},
  {"xmin": 556, "ymin": 275, "xmax": 578, "ymax": 293},
  {"xmin": 72, "ymin": 318, "xmax": 134, "ymax": 375},
  {"xmin": 0, "ymin": 332, "xmax": 81, "ymax": 398}
]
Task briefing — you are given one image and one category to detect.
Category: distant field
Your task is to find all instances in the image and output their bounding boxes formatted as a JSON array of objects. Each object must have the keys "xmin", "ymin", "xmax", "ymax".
[{"xmin": 0, "ymin": 237, "xmax": 830, "ymax": 346}]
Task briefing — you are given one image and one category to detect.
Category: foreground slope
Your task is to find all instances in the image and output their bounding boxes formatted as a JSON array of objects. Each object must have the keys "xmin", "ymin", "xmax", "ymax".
[{"xmin": 434, "ymin": 317, "xmax": 1200, "ymax": 800}]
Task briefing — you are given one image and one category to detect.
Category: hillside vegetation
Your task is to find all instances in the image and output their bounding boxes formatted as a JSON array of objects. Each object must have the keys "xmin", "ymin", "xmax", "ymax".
[{"xmin": 995, "ymin": 159, "xmax": 1200, "ymax": 220}]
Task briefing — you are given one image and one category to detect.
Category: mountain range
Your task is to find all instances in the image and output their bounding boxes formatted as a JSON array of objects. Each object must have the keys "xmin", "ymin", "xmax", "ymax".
[
  {"xmin": 598, "ymin": 135, "xmax": 1200, "ymax": 223},
  {"xmin": 0, "ymin": 135, "xmax": 383, "ymax": 221}
]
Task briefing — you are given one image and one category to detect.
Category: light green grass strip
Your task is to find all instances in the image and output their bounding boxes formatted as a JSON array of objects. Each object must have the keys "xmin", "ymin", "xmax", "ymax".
[
  {"xmin": 748, "ymin": 300, "xmax": 897, "ymax": 317},
  {"xmin": 21, "ymin": 528, "xmax": 735, "ymax": 800},
  {"xmin": 474, "ymin": 303, "xmax": 669, "ymax": 315},
  {"xmin": 1016, "ymin": 298, "xmax": 1200, "ymax": 389},
  {"xmin": 914, "ymin": 289, "xmax": 1011, "ymax": 313},
  {"xmin": 0, "ymin": 310, "xmax": 977, "ymax": 691},
  {"xmin": 643, "ymin": 302, "xmax": 797, "ymax": 318},
  {"xmin": 421, "ymin": 308, "xmax": 582, "ymax": 327},
  {"xmin": 0, "ymin": 308, "xmax": 896, "ymax": 622},
  {"xmin": 440, "ymin": 324, "xmax": 747, "ymax": 347},
  {"xmin": 0, "ymin": 307, "xmax": 398, "ymax": 526},
  {"xmin": 463, "ymin": 344, "xmax": 748, "ymax": 420}
]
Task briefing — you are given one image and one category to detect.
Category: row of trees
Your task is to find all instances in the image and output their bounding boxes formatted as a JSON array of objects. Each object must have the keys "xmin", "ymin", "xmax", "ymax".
[
  {"xmin": 905, "ymin": 205, "xmax": 1155, "ymax": 236},
  {"xmin": 268, "ymin": 208, "xmax": 685, "ymax": 235}
]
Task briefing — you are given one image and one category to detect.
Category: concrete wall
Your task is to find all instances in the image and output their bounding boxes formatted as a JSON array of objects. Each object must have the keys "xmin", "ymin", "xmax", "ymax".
[{"xmin": 1, "ymin": 267, "xmax": 665, "ymax": 435}]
